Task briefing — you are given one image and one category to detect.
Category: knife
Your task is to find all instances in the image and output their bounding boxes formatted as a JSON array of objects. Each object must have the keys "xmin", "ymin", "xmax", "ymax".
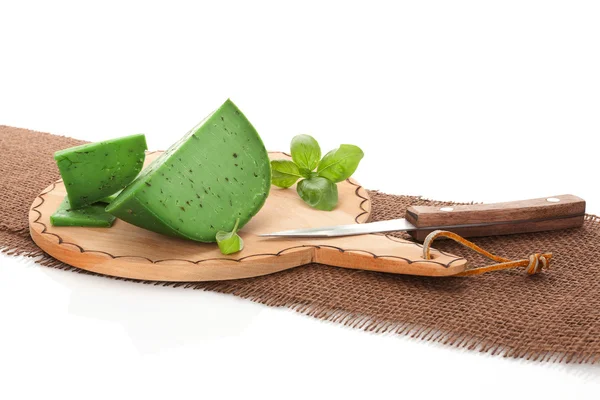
[{"xmin": 260, "ymin": 194, "xmax": 586, "ymax": 241}]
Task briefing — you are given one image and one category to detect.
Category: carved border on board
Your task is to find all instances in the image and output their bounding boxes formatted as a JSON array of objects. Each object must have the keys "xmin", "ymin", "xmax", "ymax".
[{"xmin": 29, "ymin": 151, "xmax": 466, "ymax": 270}]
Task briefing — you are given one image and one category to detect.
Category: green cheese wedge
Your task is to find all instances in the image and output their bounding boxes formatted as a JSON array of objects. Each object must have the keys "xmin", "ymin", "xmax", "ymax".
[
  {"xmin": 51, "ymin": 197, "xmax": 116, "ymax": 227},
  {"xmin": 54, "ymin": 134, "xmax": 148, "ymax": 208},
  {"xmin": 106, "ymin": 99, "xmax": 271, "ymax": 242}
]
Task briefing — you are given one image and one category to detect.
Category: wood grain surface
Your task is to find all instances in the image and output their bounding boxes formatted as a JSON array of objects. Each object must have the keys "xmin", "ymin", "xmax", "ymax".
[{"xmin": 29, "ymin": 152, "xmax": 467, "ymax": 281}]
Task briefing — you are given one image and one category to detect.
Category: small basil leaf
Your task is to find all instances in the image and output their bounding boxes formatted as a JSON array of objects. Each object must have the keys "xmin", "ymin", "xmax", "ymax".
[
  {"xmin": 271, "ymin": 159, "xmax": 303, "ymax": 188},
  {"xmin": 296, "ymin": 177, "xmax": 338, "ymax": 211},
  {"xmin": 291, "ymin": 134, "xmax": 321, "ymax": 171},
  {"xmin": 216, "ymin": 218, "xmax": 244, "ymax": 255},
  {"xmin": 317, "ymin": 144, "xmax": 364, "ymax": 183},
  {"xmin": 218, "ymin": 235, "xmax": 244, "ymax": 255}
]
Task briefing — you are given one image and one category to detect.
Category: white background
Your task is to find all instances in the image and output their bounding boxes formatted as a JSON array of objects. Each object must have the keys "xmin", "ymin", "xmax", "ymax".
[{"xmin": 1, "ymin": 1, "xmax": 599, "ymax": 399}]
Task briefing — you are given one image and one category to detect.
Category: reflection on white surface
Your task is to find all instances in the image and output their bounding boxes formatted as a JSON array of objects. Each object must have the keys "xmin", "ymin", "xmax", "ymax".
[{"xmin": 39, "ymin": 259, "xmax": 263, "ymax": 354}]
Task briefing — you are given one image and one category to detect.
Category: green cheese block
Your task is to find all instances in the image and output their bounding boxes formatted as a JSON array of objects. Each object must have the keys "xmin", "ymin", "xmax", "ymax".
[
  {"xmin": 51, "ymin": 197, "xmax": 116, "ymax": 227},
  {"xmin": 54, "ymin": 134, "xmax": 147, "ymax": 208},
  {"xmin": 106, "ymin": 99, "xmax": 271, "ymax": 242}
]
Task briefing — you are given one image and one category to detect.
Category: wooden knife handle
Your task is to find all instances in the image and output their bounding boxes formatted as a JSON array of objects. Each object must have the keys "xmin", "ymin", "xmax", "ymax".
[{"xmin": 405, "ymin": 194, "xmax": 586, "ymax": 242}]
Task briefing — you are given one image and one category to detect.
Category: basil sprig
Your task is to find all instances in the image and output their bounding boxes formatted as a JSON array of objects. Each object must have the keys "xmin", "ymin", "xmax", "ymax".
[
  {"xmin": 216, "ymin": 218, "xmax": 244, "ymax": 255},
  {"xmin": 271, "ymin": 135, "xmax": 363, "ymax": 211}
]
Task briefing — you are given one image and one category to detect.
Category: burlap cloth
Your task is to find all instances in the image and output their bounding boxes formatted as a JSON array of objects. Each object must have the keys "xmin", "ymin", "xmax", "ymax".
[{"xmin": 2, "ymin": 125, "xmax": 599, "ymax": 363}]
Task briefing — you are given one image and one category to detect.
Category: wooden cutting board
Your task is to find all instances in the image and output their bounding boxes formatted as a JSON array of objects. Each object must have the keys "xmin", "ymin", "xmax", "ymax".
[{"xmin": 29, "ymin": 151, "xmax": 467, "ymax": 281}]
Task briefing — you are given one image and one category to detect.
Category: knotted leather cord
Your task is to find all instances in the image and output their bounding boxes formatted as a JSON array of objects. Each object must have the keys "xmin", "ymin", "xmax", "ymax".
[{"xmin": 423, "ymin": 230, "xmax": 552, "ymax": 276}]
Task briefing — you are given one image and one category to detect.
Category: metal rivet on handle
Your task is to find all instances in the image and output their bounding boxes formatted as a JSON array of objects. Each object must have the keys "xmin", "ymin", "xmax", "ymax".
[
  {"xmin": 546, "ymin": 197, "xmax": 560, "ymax": 203},
  {"xmin": 440, "ymin": 207, "xmax": 454, "ymax": 212}
]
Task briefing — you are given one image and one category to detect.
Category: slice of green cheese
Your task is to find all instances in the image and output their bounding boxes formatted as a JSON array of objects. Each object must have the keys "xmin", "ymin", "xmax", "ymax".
[
  {"xmin": 106, "ymin": 99, "xmax": 271, "ymax": 242},
  {"xmin": 51, "ymin": 197, "xmax": 116, "ymax": 227},
  {"xmin": 54, "ymin": 134, "xmax": 147, "ymax": 208}
]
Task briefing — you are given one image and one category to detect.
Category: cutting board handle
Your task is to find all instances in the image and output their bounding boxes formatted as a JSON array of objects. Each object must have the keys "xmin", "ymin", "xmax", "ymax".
[{"xmin": 405, "ymin": 194, "xmax": 586, "ymax": 241}]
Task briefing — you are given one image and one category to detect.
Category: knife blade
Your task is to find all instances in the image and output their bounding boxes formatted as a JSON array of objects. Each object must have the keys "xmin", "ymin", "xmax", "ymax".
[
  {"xmin": 259, "ymin": 218, "xmax": 419, "ymax": 238},
  {"xmin": 259, "ymin": 194, "xmax": 586, "ymax": 240}
]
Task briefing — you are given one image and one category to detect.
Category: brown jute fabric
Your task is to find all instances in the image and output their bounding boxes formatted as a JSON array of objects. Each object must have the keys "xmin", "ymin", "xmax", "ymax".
[{"xmin": 2, "ymin": 125, "xmax": 600, "ymax": 363}]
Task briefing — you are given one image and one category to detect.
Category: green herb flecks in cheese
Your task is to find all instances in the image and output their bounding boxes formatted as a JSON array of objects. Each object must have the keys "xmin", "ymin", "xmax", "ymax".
[
  {"xmin": 106, "ymin": 99, "xmax": 271, "ymax": 242},
  {"xmin": 51, "ymin": 197, "xmax": 116, "ymax": 227},
  {"xmin": 54, "ymin": 134, "xmax": 147, "ymax": 208}
]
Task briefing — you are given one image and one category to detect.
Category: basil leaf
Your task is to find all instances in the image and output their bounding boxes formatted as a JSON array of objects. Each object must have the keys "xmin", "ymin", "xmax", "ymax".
[
  {"xmin": 216, "ymin": 218, "xmax": 244, "ymax": 255},
  {"xmin": 291, "ymin": 134, "xmax": 321, "ymax": 171},
  {"xmin": 317, "ymin": 144, "xmax": 364, "ymax": 183},
  {"xmin": 271, "ymin": 159, "xmax": 303, "ymax": 188},
  {"xmin": 296, "ymin": 177, "xmax": 338, "ymax": 211}
]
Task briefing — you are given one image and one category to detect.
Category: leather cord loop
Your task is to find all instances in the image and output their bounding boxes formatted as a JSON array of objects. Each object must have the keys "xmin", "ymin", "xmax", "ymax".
[{"xmin": 423, "ymin": 230, "xmax": 552, "ymax": 276}]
